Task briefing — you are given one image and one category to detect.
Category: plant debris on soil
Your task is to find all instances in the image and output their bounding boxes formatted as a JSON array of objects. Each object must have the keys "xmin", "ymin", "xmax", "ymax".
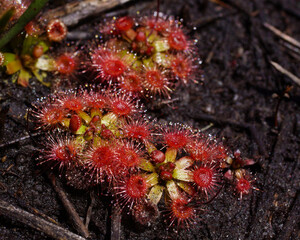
[{"xmin": 0, "ymin": 0, "xmax": 299, "ymax": 239}]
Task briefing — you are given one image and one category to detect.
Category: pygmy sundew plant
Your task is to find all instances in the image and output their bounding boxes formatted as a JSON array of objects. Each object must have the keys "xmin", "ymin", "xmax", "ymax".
[
  {"xmin": 0, "ymin": 5, "xmax": 201, "ymax": 100},
  {"xmin": 31, "ymin": 88, "xmax": 256, "ymax": 229},
  {"xmin": 85, "ymin": 12, "xmax": 202, "ymax": 98}
]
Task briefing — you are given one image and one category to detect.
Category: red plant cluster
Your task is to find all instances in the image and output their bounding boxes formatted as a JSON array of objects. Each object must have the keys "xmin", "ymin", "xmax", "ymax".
[
  {"xmin": 32, "ymin": 88, "xmax": 255, "ymax": 228},
  {"xmin": 1, "ymin": 0, "xmax": 256, "ymax": 231},
  {"xmin": 54, "ymin": 13, "xmax": 200, "ymax": 98}
]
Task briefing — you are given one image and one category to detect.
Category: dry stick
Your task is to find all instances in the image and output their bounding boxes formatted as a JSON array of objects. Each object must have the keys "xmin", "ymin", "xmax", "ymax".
[
  {"xmin": 0, "ymin": 181, "xmax": 7, "ymax": 193},
  {"xmin": 85, "ymin": 190, "xmax": 96, "ymax": 228},
  {"xmin": 282, "ymin": 41, "xmax": 300, "ymax": 56},
  {"xmin": 270, "ymin": 61, "xmax": 300, "ymax": 87},
  {"xmin": 3, "ymin": 185, "xmax": 61, "ymax": 225},
  {"xmin": 111, "ymin": 204, "xmax": 122, "ymax": 240},
  {"xmin": 42, "ymin": 0, "xmax": 132, "ymax": 27},
  {"xmin": 0, "ymin": 199, "xmax": 86, "ymax": 240},
  {"xmin": 263, "ymin": 22, "xmax": 300, "ymax": 49},
  {"xmin": 209, "ymin": 0, "xmax": 234, "ymax": 9},
  {"xmin": 281, "ymin": 42, "xmax": 300, "ymax": 61},
  {"xmin": 0, "ymin": 132, "xmax": 42, "ymax": 149},
  {"xmin": 193, "ymin": 11, "xmax": 237, "ymax": 29},
  {"xmin": 189, "ymin": 112, "xmax": 267, "ymax": 157},
  {"xmin": 48, "ymin": 174, "xmax": 90, "ymax": 238}
]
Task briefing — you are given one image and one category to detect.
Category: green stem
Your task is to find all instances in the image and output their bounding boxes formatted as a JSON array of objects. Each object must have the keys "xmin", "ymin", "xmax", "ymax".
[{"xmin": 0, "ymin": 0, "xmax": 49, "ymax": 50}]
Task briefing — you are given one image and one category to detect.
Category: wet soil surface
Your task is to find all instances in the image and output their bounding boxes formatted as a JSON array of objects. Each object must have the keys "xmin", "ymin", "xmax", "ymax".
[{"xmin": 0, "ymin": 0, "xmax": 299, "ymax": 239}]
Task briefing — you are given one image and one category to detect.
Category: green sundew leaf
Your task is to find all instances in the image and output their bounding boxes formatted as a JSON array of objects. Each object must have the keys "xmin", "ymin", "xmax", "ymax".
[
  {"xmin": 139, "ymin": 158, "xmax": 155, "ymax": 172},
  {"xmin": 17, "ymin": 68, "xmax": 31, "ymax": 87},
  {"xmin": 5, "ymin": 57, "xmax": 22, "ymax": 74},
  {"xmin": 164, "ymin": 148, "xmax": 177, "ymax": 163},
  {"xmin": 75, "ymin": 125, "xmax": 86, "ymax": 135},
  {"xmin": 78, "ymin": 110, "xmax": 91, "ymax": 124},
  {"xmin": 146, "ymin": 29, "xmax": 158, "ymax": 43},
  {"xmin": 38, "ymin": 40, "xmax": 49, "ymax": 53},
  {"xmin": 92, "ymin": 136, "xmax": 102, "ymax": 147},
  {"xmin": 166, "ymin": 180, "xmax": 180, "ymax": 200},
  {"xmin": 0, "ymin": 7, "xmax": 16, "ymax": 33},
  {"xmin": 121, "ymin": 51, "xmax": 137, "ymax": 66},
  {"xmin": 2, "ymin": 52, "xmax": 16, "ymax": 66},
  {"xmin": 175, "ymin": 156, "xmax": 194, "ymax": 170},
  {"xmin": 176, "ymin": 181, "xmax": 195, "ymax": 196},
  {"xmin": 61, "ymin": 118, "xmax": 70, "ymax": 128},
  {"xmin": 91, "ymin": 109, "xmax": 103, "ymax": 118},
  {"xmin": 152, "ymin": 52, "xmax": 171, "ymax": 68},
  {"xmin": 142, "ymin": 58, "xmax": 154, "ymax": 68},
  {"xmin": 101, "ymin": 112, "xmax": 118, "ymax": 126},
  {"xmin": 147, "ymin": 185, "xmax": 164, "ymax": 205},
  {"xmin": 145, "ymin": 173, "xmax": 159, "ymax": 187},
  {"xmin": 153, "ymin": 39, "xmax": 170, "ymax": 52},
  {"xmin": 144, "ymin": 141, "xmax": 157, "ymax": 154},
  {"xmin": 172, "ymin": 169, "xmax": 193, "ymax": 182},
  {"xmin": 22, "ymin": 35, "xmax": 50, "ymax": 56},
  {"xmin": 131, "ymin": 60, "xmax": 142, "ymax": 71},
  {"xmin": 22, "ymin": 35, "xmax": 38, "ymax": 55},
  {"xmin": 35, "ymin": 55, "xmax": 56, "ymax": 71}
]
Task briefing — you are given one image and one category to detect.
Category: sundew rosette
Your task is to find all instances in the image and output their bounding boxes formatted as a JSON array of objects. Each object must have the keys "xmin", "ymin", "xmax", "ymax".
[
  {"xmin": 31, "ymin": 88, "xmax": 255, "ymax": 228},
  {"xmin": 86, "ymin": 12, "xmax": 202, "ymax": 98}
]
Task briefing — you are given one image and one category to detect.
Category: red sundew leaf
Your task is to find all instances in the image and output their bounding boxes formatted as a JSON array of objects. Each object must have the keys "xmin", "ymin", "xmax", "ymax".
[
  {"xmin": 160, "ymin": 124, "xmax": 193, "ymax": 150},
  {"xmin": 41, "ymin": 135, "xmax": 80, "ymax": 171},
  {"xmin": 56, "ymin": 54, "xmax": 77, "ymax": 75},
  {"xmin": 47, "ymin": 19, "xmax": 67, "ymax": 42},
  {"xmin": 34, "ymin": 105, "xmax": 66, "ymax": 129},
  {"xmin": 236, "ymin": 177, "xmax": 252, "ymax": 198},
  {"xmin": 115, "ymin": 16, "xmax": 134, "ymax": 31},
  {"xmin": 121, "ymin": 118, "xmax": 152, "ymax": 141},
  {"xmin": 167, "ymin": 29, "xmax": 188, "ymax": 51},
  {"xmin": 142, "ymin": 67, "xmax": 172, "ymax": 97},
  {"xmin": 168, "ymin": 198, "xmax": 196, "ymax": 228},
  {"xmin": 192, "ymin": 164, "xmax": 222, "ymax": 198}
]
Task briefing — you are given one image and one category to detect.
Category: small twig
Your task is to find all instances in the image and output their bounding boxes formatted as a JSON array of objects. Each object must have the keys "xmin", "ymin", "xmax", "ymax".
[
  {"xmin": 0, "ymin": 199, "xmax": 86, "ymax": 240},
  {"xmin": 67, "ymin": 31, "xmax": 94, "ymax": 40},
  {"xmin": 189, "ymin": 112, "xmax": 267, "ymax": 156},
  {"xmin": 270, "ymin": 61, "xmax": 300, "ymax": 87},
  {"xmin": 153, "ymin": 97, "xmax": 180, "ymax": 109},
  {"xmin": 280, "ymin": 42, "xmax": 300, "ymax": 61},
  {"xmin": 0, "ymin": 132, "xmax": 42, "ymax": 149},
  {"xmin": 48, "ymin": 174, "xmax": 90, "ymax": 238},
  {"xmin": 0, "ymin": 181, "xmax": 8, "ymax": 193},
  {"xmin": 263, "ymin": 22, "xmax": 300, "ymax": 49},
  {"xmin": 85, "ymin": 190, "xmax": 96, "ymax": 228},
  {"xmin": 199, "ymin": 123, "xmax": 214, "ymax": 132},
  {"xmin": 1, "ymin": 184, "xmax": 59, "ymax": 224},
  {"xmin": 281, "ymin": 41, "xmax": 300, "ymax": 56},
  {"xmin": 192, "ymin": 11, "xmax": 237, "ymax": 29},
  {"xmin": 209, "ymin": 0, "xmax": 234, "ymax": 9},
  {"xmin": 205, "ymin": 40, "xmax": 221, "ymax": 64},
  {"xmin": 111, "ymin": 204, "xmax": 121, "ymax": 240},
  {"xmin": 0, "ymin": 164, "xmax": 18, "ymax": 177},
  {"xmin": 42, "ymin": 0, "xmax": 132, "ymax": 27},
  {"xmin": 273, "ymin": 86, "xmax": 293, "ymax": 128}
]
